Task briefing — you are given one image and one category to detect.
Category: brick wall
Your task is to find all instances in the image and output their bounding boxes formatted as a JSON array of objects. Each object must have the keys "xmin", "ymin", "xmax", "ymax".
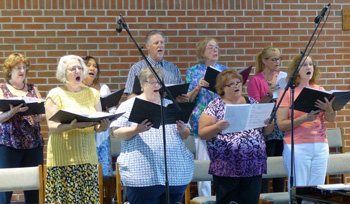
[{"xmin": 1, "ymin": 0, "xmax": 350, "ymax": 201}]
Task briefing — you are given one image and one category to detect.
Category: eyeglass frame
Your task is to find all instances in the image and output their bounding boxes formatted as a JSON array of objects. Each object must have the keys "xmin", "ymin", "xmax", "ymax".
[
  {"xmin": 225, "ymin": 81, "xmax": 242, "ymax": 88},
  {"xmin": 145, "ymin": 80, "xmax": 162, "ymax": 86},
  {"xmin": 206, "ymin": 45, "xmax": 220, "ymax": 50},
  {"xmin": 67, "ymin": 66, "xmax": 84, "ymax": 72}
]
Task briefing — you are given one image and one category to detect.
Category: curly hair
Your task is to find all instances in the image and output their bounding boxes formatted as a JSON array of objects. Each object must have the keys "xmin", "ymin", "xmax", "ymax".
[{"xmin": 2, "ymin": 53, "xmax": 30, "ymax": 82}]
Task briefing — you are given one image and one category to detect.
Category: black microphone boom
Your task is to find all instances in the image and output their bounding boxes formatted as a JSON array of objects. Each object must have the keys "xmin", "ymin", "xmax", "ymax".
[
  {"xmin": 314, "ymin": 3, "xmax": 330, "ymax": 24},
  {"xmin": 116, "ymin": 16, "xmax": 123, "ymax": 33}
]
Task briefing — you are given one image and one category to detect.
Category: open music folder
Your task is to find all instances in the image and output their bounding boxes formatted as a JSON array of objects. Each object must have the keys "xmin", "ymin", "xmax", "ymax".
[
  {"xmin": 49, "ymin": 110, "xmax": 124, "ymax": 123},
  {"xmin": 0, "ymin": 96, "xmax": 45, "ymax": 116},
  {"xmin": 294, "ymin": 87, "xmax": 350, "ymax": 113},
  {"xmin": 100, "ymin": 88, "xmax": 124, "ymax": 111},
  {"xmin": 222, "ymin": 103, "xmax": 275, "ymax": 134},
  {"xmin": 160, "ymin": 83, "xmax": 190, "ymax": 100},
  {"xmin": 128, "ymin": 97, "xmax": 196, "ymax": 129},
  {"xmin": 204, "ymin": 65, "xmax": 252, "ymax": 93}
]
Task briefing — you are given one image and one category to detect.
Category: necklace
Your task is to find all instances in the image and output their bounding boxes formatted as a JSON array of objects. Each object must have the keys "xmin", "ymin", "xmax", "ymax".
[
  {"xmin": 262, "ymin": 70, "xmax": 278, "ymax": 84},
  {"xmin": 8, "ymin": 82, "xmax": 25, "ymax": 90}
]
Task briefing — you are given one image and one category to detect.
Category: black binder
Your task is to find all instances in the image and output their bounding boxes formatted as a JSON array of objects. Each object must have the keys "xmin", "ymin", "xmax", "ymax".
[
  {"xmin": 128, "ymin": 98, "xmax": 196, "ymax": 129},
  {"xmin": 100, "ymin": 88, "xmax": 124, "ymax": 111},
  {"xmin": 49, "ymin": 110, "xmax": 124, "ymax": 123}
]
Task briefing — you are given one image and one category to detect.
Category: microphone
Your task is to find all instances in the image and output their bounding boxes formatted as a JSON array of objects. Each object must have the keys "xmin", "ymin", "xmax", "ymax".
[
  {"xmin": 314, "ymin": 3, "xmax": 330, "ymax": 24},
  {"xmin": 116, "ymin": 16, "xmax": 123, "ymax": 33}
]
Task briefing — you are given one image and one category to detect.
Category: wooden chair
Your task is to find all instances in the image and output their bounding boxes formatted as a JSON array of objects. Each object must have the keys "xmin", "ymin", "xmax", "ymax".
[{"xmin": 0, "ymin": 165, "xmax": 45, "ymax": 204}]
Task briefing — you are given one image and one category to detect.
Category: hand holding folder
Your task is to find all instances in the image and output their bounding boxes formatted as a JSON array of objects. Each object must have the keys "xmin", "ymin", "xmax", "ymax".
[
  {"xmin": 0, "ymin": 96, "xmax": 45, "ymax": 116},
  {"xmin": 294, "ymin": 87, "xmax": 350, "ymax": 113},
  {"xmin": 128, "ymin": 98, "xmax": 196, "ymax": 129}
]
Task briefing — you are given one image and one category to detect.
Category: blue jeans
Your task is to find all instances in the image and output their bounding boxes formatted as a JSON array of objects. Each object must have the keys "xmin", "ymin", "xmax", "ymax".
[{"xmin": 126, "ymin": 185, "xmax": 187, "ymax": 204}]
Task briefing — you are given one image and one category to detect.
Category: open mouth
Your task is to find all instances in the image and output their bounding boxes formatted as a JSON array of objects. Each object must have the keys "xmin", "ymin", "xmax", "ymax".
[
  {"xmin": 234, "ymin": 89, "xmax": 240, "ymax": 92},
  {"xmin": 88, "ymin": 72, "xmax": 95, "ymax": 76},
  {"xmin": 306, "ymin": 71, "xmax": 311, "ymax": 75},
  {"xmin": 76, "ymin": 76, "xmax": 81, "ymax": 82},
  {"xmin": 153, "ymin": 90, "xmax": 159, "ymax": 93}
]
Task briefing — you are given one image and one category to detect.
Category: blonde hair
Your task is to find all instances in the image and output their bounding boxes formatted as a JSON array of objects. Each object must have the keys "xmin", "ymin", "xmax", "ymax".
[
  {"xmin": 255, "ymin": 46, "xmax": 281, "ymax": 73},
  {"xmin": 286, "ymin": 54, "xmax": 320, "ymax": 86},
  {"xmin": 2, "ymin": 53, "xmax": 30, "ymax": 82}
]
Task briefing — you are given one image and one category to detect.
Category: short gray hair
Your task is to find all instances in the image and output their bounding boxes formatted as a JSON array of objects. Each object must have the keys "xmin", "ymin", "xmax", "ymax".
[
  {"xmin": 145, "ymin": 30, "xmax": 165, "ymax": 45},
  {"xmin": 138, "ymin": 66, "xmax": 164, "ymax": 88},
  {"xmin": 56, "ymin": 55, "xmax": 87, "ymax": 83}
]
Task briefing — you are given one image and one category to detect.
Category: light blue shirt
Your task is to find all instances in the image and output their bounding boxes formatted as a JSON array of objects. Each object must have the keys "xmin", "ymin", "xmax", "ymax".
[
  {"xmin": 124, "ymin": 56, "xmax": 183, "ymax": 94},
  {"xmin": 111, "ymin": 97, "xmax": 194, "ymax": 187}
]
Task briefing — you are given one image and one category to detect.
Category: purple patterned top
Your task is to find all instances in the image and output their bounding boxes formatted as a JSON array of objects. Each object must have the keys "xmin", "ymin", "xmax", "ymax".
[
  {"xmin": 185, "ymin": 63, "xmax": 227, "ymax": 137},
  {"xmin": 203, "ymin": 96, "xmax": 267, "ymax": 177},
  {"xmin": 0, "ymin": 83, "xmax": 43, "ymax": 149}
]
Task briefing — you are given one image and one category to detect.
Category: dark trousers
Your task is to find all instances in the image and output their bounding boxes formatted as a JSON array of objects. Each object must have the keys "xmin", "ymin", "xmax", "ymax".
[
  {"xmin": 126, "ymin": 184, "xmax": 187, "ymax": 204},
  {"xmin": 0, "ymin": 145, "xmax": 43, "ymax": 204},
  {"xmin": 213, "ymin": 175, "xmax": 262, "ymax": 204},
  {"xmin": 261, "ymin": 139, "xmax": 285, "ymax": 193}
]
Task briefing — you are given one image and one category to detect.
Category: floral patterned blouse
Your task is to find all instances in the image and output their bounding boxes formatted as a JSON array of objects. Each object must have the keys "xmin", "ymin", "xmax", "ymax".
[
  {"xmin": 0, "ymin": 83, "xmax": 43, "ymax": 149},
  {"xmin": 203, "ymin": 96, "xmax": 267, "ymax": 177},
  {"xmin": 185, "ymin": 62, "xmax": 227, "ymax": 137}
]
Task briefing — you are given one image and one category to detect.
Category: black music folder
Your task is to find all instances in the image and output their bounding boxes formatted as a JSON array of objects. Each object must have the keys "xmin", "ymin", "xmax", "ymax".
[
  {"xmin": 294, "ymin": 87, "xmax": 350, "ymax": 113},
  {"xmin": 49, "ymin": 110, "xmax": 124, "ymax": 123},
  {"xmin": 100, "ymin": 88, "xmax": 124, "ymax": 111},
  {"xmin": 203, "ymin": 65, "xmax": 253, "ymax": 93},
  {"xmin": 0, "ymin": 97, "xmax": 45, "ymax": 116},
  {"xmin": 128, "ymin": 97, "xmax": 196, "ymax": 129},
  {"xmin": 160, "ymin": 83, "xmax": 190, "ymax": 100},
  {"xmin": 132, "ymin": 75, "xmax": 142, "ymax": 95}
]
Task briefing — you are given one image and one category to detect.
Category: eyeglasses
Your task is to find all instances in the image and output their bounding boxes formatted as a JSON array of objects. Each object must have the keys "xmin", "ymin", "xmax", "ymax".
[
  {"xmin": 225, "ymin": 81, "xmax": 242, "ymax": 88},
  {"xmin": 270, "ymin": 57, "xmax": 282, "ymax": 62},
  {"xmin": 146, "ymin": 81, "xmax": 162, "ymax": 86},
  {"xmin": 14, "ymin": 66, "xmax": 28, "ymax": 71},
  {"xmin": 67, "ymin": 66, "xmax": 84, "ymax": 72},
  {"xmin": 206, "ymin": 45, "xmax": 219, "ymax": 50}
]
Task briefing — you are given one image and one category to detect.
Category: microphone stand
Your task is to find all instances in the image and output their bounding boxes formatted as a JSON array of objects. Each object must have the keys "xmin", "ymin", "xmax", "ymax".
[
  {"xmin": 116, "ymin": 15, "xmax": 181, "ymax": 204},
  {"xmin": 268, "ymin": 3, "xmax": 330, "ymax": 203}
]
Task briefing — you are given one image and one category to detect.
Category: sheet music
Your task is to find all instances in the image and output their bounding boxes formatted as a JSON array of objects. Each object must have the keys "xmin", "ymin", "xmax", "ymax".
[
  {"xmin": 317, "ymin": 184, "xmax": 350, "ymax": 191},
  {"xmin": 222, "ymin": 103, "xmax": 275, "ymax": 134},
  {"xmin": 273, "ymin": 71, "xmax": 287, "ymax": 99}
]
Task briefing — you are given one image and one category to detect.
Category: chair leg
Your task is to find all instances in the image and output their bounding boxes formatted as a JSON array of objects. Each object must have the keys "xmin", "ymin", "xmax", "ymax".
[
  {"xmin": 116, "ymin": 162, "xmax": 123, "ymax": 204},
  {"xmin": 98, "ymin": 163, "xmax": 104, "ymax": 204}
]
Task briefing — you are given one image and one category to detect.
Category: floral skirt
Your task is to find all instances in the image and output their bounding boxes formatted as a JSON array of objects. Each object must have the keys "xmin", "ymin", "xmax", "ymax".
[{"xmin": 45, "ymin": 163, "xmax": 100, "ymax": 204}]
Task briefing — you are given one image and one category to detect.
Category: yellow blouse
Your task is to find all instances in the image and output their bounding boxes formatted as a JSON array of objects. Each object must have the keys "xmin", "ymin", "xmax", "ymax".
[{"xmin": 45, "ymin": 87, "xmax": 100, "ymax": 167}]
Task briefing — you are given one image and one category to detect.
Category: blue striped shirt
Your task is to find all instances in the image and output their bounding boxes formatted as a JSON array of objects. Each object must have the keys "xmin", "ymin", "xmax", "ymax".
[{"xmin": 124, "ymin": 56, "xmax": 183, "ymax": 94}]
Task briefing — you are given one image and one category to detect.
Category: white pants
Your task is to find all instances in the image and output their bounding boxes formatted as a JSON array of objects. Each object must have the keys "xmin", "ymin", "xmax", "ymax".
[
  {"xmin": 283, "ymin": 142, "xmax": 329, "ymax": 193},
  {"xmin": 194, "ymin": 137, "xmax": 211, "ymax": 197}
]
